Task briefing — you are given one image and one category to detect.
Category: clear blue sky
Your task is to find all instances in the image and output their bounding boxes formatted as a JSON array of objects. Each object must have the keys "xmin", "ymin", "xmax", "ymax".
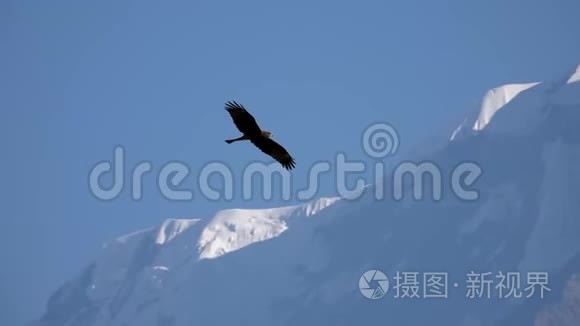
[{"xmin": 1, "ymin": 0, "xmax": 579, "ymax": 324}]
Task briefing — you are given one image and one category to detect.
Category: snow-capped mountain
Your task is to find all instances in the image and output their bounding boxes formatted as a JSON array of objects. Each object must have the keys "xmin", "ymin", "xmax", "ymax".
[
  {"xmin": 33, "ymin": 197, "xmax": 345, "ymax": 326},
  {"xmin": 34, "ymin": 65, "xmax": 580, "ymax": 326}
]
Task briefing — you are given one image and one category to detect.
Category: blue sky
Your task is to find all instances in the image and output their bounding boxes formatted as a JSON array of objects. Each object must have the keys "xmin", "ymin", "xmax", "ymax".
[{"xmin": 2, "ymin": 0, "xmax": 580, "ymax": 324}]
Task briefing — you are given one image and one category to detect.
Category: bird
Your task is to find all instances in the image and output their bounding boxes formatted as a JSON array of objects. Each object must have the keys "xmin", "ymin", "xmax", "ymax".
[{"xmin": 224, "ymin": 101, "xmax": 296, "ymax": 170}]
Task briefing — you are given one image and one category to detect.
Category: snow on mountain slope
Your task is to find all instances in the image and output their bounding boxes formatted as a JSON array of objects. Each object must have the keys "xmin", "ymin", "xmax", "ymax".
[
  {"xmin": 450, "ymin": 65, "xmax": 580, "ymax": 143},
  {"xmin": 34, "ymin": 65, "xmax": 580, "ymax": 326},
  {"xmin": 473, "ymin": 82, "xmax": 540, "ymax": 132},
  {"xmin": 450, "ymin": 82, "xmax": 540, "ymax": 141},
  {"xmin": 198, "ymin": 196, "xmax": 339, "ymax": 259},
  {"xmin": 567, "ymin": 64, "xmax": 580, "ymax": 84}
]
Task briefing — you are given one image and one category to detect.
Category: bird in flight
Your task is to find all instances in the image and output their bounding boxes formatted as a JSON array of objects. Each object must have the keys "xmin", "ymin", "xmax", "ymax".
[{"xmin": 224, "ymin": 101, "xmax": 296, "ymax": 170}]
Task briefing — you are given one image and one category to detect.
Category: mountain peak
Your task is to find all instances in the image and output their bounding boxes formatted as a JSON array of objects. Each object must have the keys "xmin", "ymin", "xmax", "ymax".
[
  {"xmin": 450, "ymin": 63, "xmax": 580, "ymax": 141},
  {"xmin": 473, "ymin": 82, "xmax": 540, "ymax": 131},
  {"xmin": 567, "ymin": 64, "xmax": 580, "ymax": 84},
  {"xmin": 449, "ymin": 82, "xmax": 539, "ymax": 141}
]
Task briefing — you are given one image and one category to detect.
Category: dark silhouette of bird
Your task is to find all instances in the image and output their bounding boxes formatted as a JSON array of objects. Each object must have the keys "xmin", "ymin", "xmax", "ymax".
[{"xmin": 224, "ymin": 101, "xmax": 296, "ymax": 170}]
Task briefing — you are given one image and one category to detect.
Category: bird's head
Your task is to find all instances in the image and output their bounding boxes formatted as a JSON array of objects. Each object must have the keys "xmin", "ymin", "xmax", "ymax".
[{"xmin": 261, "ymin": 131, "xmax": 273, "ymax": 138}]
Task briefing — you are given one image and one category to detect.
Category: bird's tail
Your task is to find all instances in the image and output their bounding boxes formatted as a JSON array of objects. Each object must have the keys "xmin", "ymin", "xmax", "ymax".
[{"xmin": 225, "ymin": 135, "xmax": 248, "ymax": 144}]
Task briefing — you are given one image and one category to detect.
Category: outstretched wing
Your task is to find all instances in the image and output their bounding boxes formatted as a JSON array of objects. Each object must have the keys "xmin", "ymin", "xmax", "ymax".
[
  {"xmin": 225, "ymin": 101, "xmax": 262, "ymax": 137},
  {"xmin": 251, "ymin": 137, "xmax": 296, "ymax": 170}
]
